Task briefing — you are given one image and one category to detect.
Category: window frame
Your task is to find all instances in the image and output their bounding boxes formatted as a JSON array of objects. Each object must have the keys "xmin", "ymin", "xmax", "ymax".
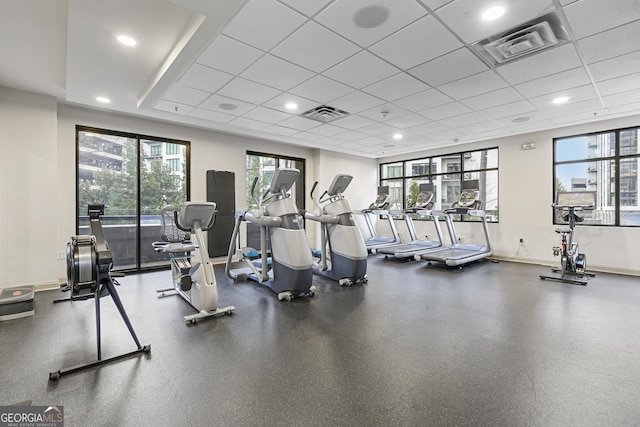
[
  {"xmin": 75, "ymin": 125, "xmax": 191, "ymax": 273},
  {"xmin": 553, "ymin": 126, "xmax": 640, "ymax": 227},
  {"xmin": 379, "ymin": 147, "xmax": 499, "ymax": 222}
]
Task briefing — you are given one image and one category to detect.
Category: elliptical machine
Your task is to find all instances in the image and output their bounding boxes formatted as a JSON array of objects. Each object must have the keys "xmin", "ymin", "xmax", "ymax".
[
  {"xmin": 304, "ymin": 174, "xmax": 368, "ymax": 286},
  {"xmin": 153, "ymin": 202, "xmax": 235, "ymax": 323},
  {"xmin": 50, "ymin": 204, "xmax": 150, "ymax": 380},
  {"xmin": 540, "ymin": 191, "xmax": 597, "ymax": 286},
  {"xmin": 225, "ymin": 168, "xmax": 315, "ymax": 301}
]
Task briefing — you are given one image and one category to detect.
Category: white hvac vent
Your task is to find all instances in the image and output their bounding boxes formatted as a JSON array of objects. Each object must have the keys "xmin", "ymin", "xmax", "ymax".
[
  {"xmin": 301, "ymin": 105, "xmax": 349, "ymax": 123},
  {"xmin": 472, "ymin": 11, "xmax": 570, "ymax": 66}
]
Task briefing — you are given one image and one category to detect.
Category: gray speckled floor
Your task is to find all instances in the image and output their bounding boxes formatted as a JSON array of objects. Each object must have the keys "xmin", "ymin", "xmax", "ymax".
[{"xmin": 2, "ymin": 258, "xmax": 640, "ymax": 426}]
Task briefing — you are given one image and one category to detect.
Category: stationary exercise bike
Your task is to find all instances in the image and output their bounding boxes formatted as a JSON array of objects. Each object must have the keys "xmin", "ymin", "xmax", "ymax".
[
  {"xmin": 304, "ymin": 174, "xmax": 368, "ymax": 286},
  {"xmin": 50, "ymin": 204, "xmax": 150, "ymax": 380},
  {"xmin": 540, "ymin": 191, "xmax": 597, "ymax": 286},
  {"xmin": 153, "ymin": 202, "xmax": 235, "ymax": 323}
]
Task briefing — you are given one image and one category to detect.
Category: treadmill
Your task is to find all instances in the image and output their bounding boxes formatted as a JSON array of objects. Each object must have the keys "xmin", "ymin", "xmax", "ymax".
[
  {"xmin": 373, "ymin": 183, "xmax": 450, "ymax": 258},
  {"xmin": 415, "ymin": 180, "xmax": 492, "ymax": 267},
  {"xmin": 356, "ymin": 186, "xmax": 400, "ymax": 252}
]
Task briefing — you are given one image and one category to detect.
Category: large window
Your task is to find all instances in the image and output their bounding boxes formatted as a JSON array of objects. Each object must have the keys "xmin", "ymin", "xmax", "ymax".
[
  {"xmin": 245, "ymin": 152, "xmax": 305, "ymax": 211},
  {"xmin": 379, "ymin": 148, "xmax": 499, "ymax": 222},
  {"xmin": 77, "ymin": 126, "xmax": 189, "ymax": 271},
  {"xmin": 553, "ymin": 127, "xmax": 640, "ymax": 226}
]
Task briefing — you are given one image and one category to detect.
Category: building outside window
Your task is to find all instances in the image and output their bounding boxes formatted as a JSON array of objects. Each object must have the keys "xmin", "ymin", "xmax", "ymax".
[
  {"xmin": 76, "ymin": 126, "xmax": 189, "ymax": 271},
  {"xmin": 553, "ymin": 127, "xmax": 640, "ymax": 226},
  {"xmin": 380, "ymin": 148, "xmax": 499, "ymax": 222}
]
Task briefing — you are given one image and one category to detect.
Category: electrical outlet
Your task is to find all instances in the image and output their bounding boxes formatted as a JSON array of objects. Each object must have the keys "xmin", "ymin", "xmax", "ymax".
[
  {"xmin": 519, "ymin": 238, "xmax": 529, "ymax": 246},
  {"xmin": 57, "ymin": 251, "xmax": 65, "ymax": 260}
]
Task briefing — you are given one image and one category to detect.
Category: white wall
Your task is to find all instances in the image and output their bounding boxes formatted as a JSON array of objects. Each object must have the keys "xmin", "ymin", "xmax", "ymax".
[
  {"xmin": 379, "ymin": 115, "xmax": 640, "ymax": 276},
  {"xmin": 0, "ymin": 87, "xmax": 58, "ymax": 288}
]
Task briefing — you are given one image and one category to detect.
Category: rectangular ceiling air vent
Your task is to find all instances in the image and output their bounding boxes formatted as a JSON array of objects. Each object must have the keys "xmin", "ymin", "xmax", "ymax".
[
  {"xmin": 472, "ymin": 11, "xmax": 570, "ymax": 66},
  {"xmin": 301, "ymin": 105, "xmax": 349, "ymax": 123}
]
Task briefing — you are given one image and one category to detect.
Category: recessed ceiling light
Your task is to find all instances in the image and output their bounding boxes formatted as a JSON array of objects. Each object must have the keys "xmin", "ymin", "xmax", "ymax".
[
  {"xmin": 552, "ymin": 96, "xmax": 569, "ymax": 104},
  {"xmin": 285, "ymin": 102, "xmax": 298, "ymax": 111},
  {"xmin": 393, "ymin": 133, "xmax": 403, "ymax": 140},
  {"xmin": 117, "ymin": 35, "xmax": 137, "ymax": 47},
  {"xmin": 96, "ymin": 96, "xmax": 111, "ymax": 103},
  {"xmin": 481, "ymin": 5, "xmax": 505, "ymax": 21},
  {"xmin": 353, "ymin": 5, "xmax": 390, "ymax": 29}
]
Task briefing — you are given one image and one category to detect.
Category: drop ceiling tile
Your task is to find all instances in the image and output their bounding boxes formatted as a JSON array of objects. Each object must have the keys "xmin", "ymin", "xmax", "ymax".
[
  {"xmin": 385, "ymin": 113, "xmax": 431, "ymax": 129},
  {"xmin": 362, "ymin": 73, "xmax": 431, "ymax": 102},
  {"xmin": 358, "ymin": 122, "xmax": 398, "ymax": 136},
  {"xmin": 602, "ymin": 88, "xmax": 640, "ymax": 107},
  {"xmin": 316, "ymin": 0, "xmax": 428, "ymax": 47},
  {"xmin": 293, "ymin": 131, "xmax": 325, "ymax": 141},
  {"xmin": 589, "ymin": 51, "xmax": 640, "ymax": 82},
  {"xmin": 551, "ymin": 107, "xmax": 609, "ymax": 125},
  {"xmin": 495, "ymin": 110, "xmax": 550, "ymax": 127},
  {"xmin": 358, "ymin": 136, "xmax": 387, "ymax": 145},
  {"xmin": 242, "ymin": 106, "xmax": 293, "ymax": 123},
  {"xmin": 262, "ymin": 93, "xmax": 318, "ymax": 114},
  {"xmin": 427, "ymin": 128, "xmax": 464, "ymax": 142},
  {"xmin": 330, "ymin": 114, "xmax": 377, "ymax": 130},
  {"xmin": 178, "ymin": 64, "xmax": 233, "ymax": 93},
  {"xmin": 199, "ymin": 94, "xmax": 255, "ymax": 115},
  {"xmin": 289, "ymin": 75, "xmax": 354, "ymax": 104},
  {"xmin": 197, "ymin": 35, "xmax": 263, "ymax": 75},
  {"xmin": 419, "ymin": 102, "xmax": 472, "ymax": 120},
  {"xmin": 496, "ymin": 43, "xmax": 582, "ymax": 85},
  {"xmin": 409, "ymin": 48, "xmax": 488, "ymax": 87},
  {"xmin": 222, "ymin": 0, "xmax": 306, "ymax": 51},
  {"xmin": 240, "ymin": 54, "xmax": 314, "ymax": 91},
  {"xmin": 218, "ymin": 77, "xmax": 281, "ymax": 104},
  {"xmin": 542, "ymin": 98, "xmax": 604, "ymax": 118},
  {"xmin": 514, "ymin": 67, "xmax": 591, "ymax": 98},
  {"xmin": 563, "ymin": 0, "xmax": 640, "ymax": 39},
  {"xmin": 324, "ymin": 51, "xmax": 398, "ymax": 89},
  {"xmin": 460, "ymin": 87, "xmax": 524, "ymax": 110},
  {"xmin": 330, "ymin": 91, "xmax": 385, "ymax": 114},
  {"xmin": 333, "ymin": 130, "xmax": 368, "ymax": 142},
  {"xmin": 507, "ymin": 119, "xmax": 556, "ymax": 133},
  {"xmin": 437, "ymin": 71, "xmax": 508, "ymax": 99},
  {"xmin": 456, "ymin": 120, "xmax": 502, "ymax": 135},
  {"xmin": 263, "ymin": 125, "xmax": 300, "ymax": 136},
  {"xmin": 407, "ymin": 121, "xmax": 449, "ymax": 135},
  {"xmin": 578, "ymin": 20, "xmax": 640, "ymax": 64},
  {"xmin": 394, "ymin": 89, "xmax": 453, "ymax": 112},
  {"xmin": 272, "ymin": 21, "xmax": 361, "ymax": 73},
  {"xmin": 479, "ymin": 100, "xmax": 537, "ymax": 120},
  {"xmin": 228, "ymin": 116, "xmax": 272, "ymax": 130},
  {"xmin": 596, "ymin": 73, "xmax": 640, "ymax": 96},
  {"xmin": 163, "ymin": 84, "xmax": 210, "ymax": 106},
  {"xmin": 279, "ymin": 0, "xmax": 332, "ymax": 17},
  {"xmin": 608, "ymin": 101, "xmax": 640, "ymax": 115},
  {"xmin": 358, "ymin": 104, "xmax": 411, "ymax": 122},
  {"xmin": 421, "ymin": 0, "xmax": 454, "ymax": 11},
  {"xmin": 438, "ymin": 112, "xmax": 488, "ymax": 128},
  {"xmin": 189, "ymin": 108, "xmax": 235, "ymax": 123},
  {"xmin": 279, "ymin": 115, "xmax": 321, "ymax": 131},
  {"xmin": 369, "ymin": 15, "xmax": 463, "ymax": 69},
  {"xmin": 528, "ymin": 84, "xmax": 599, "ymax": 109},
  {"xmin": 435, "ymin": 0, "xmax": 556, "ymax": 43},
  {"xmin": 154, "ymin": 100, "xmax": 194, "ymax": 115},
  {"xmin": 307, "ymin": 124, "xmax": 348, "ymax": 137}
]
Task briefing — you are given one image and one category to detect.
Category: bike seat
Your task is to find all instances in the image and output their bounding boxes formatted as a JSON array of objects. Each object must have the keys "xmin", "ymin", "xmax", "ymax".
[{"xmin": 554, "ymin": 228, "xmax": 571, "ymax": 234}]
